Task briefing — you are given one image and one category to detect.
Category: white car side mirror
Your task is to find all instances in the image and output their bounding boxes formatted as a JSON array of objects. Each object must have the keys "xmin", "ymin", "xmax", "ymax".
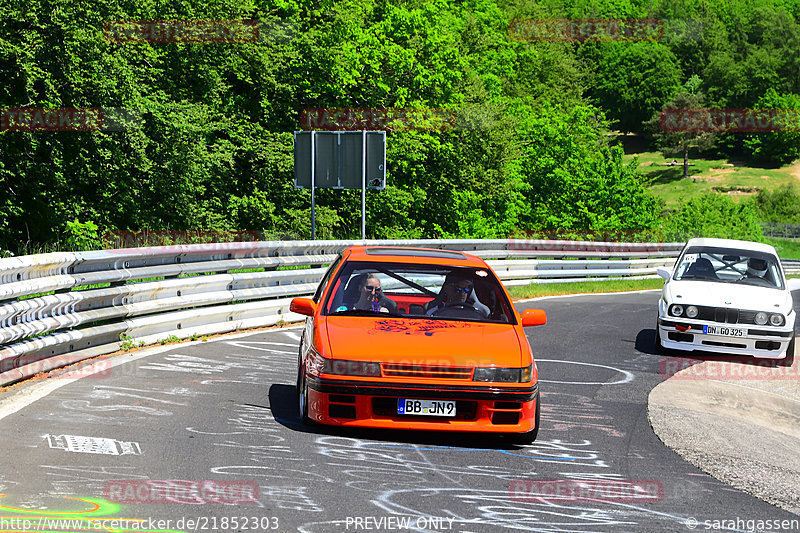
[
  {"xmin": 656, "ymin": 267, "xmax": 672, "ymax": 280},
  {"xmin": 786, "ymin": 278, "xmax": 800, "ymax": 291}
]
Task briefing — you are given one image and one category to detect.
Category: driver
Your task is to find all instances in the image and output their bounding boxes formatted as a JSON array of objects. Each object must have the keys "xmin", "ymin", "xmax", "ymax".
[
  {"xmin": 746, "ymin": 257, "xmax": 768, "ymax": 279},
  {"xmin": 427, "ymin": 275, "xmax": 477, "ymax": 315}
]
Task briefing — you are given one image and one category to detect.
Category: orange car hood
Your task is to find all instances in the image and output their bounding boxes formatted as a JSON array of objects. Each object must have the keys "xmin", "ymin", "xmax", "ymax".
[{"xmin": 322, "ymin": 316, "xmax": 526, "ymax": 367}]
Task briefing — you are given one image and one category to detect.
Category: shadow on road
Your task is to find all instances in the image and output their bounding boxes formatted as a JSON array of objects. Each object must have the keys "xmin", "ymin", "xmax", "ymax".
[
  {"xmin": 635, "ymin": 327, "xmax": 796, "ymax": 374},
  {"xmin": 634, "ymin": 328, "xmax": 660, "ymax": 355}
]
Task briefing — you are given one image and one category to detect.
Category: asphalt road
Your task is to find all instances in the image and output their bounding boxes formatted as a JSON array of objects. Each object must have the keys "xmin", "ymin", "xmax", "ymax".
[{"xmin": 0, "ymin": 291, "xmax": 797, "ymax": 533}]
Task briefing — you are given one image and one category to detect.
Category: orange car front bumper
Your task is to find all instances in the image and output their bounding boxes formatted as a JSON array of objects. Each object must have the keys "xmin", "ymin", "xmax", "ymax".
[{"xmin": 306, "ymin": 377, "xmax": 538, "ymax": 433}]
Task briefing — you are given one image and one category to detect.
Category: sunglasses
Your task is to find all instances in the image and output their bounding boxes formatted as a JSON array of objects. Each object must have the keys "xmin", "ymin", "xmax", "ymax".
[
  {"xmin": 363, "ymin": 286, "xmax": 382, "ymax": 293},
  {"xmin": 454, "ymin": 286, "xmax": 473, "ymax": 294}
]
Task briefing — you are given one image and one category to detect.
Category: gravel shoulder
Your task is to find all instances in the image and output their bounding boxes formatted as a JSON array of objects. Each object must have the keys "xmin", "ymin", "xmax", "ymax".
[{"xmin": 648, "ymin": 353, "xmax": 800, "ymax": 514}]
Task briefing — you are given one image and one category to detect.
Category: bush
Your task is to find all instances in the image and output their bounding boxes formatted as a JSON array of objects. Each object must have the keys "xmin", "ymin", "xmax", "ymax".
[
  {"xmin": 65, "ymin": 219, "xmax": 102, "ymax": 251},
  {"xmin": 755, "ymin": 184, "xmax": 800, "ymax": 223},
  {"xmin": 660, "ymin": 193, "xmax": 763, "ymax": 241}
]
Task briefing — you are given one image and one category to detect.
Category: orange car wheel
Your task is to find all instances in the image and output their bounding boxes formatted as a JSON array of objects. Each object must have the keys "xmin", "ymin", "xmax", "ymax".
[
  {"xmin": 297, "ymin": 339, "xmax": 315, "ymax": 426},
  {"xmin": 297, "ymin": 371, "xmax": 315, "ymax": 425}
]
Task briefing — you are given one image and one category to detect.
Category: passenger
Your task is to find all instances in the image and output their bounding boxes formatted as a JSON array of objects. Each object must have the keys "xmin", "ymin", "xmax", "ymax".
[{"xmin": 353, "ymin": 273, "xmax": 389, "ymax": 312}]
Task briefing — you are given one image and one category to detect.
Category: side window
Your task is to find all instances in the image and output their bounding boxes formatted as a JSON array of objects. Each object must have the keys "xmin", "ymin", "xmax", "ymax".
[{"xmin": 313, "ymin": 254, "xmax": 343, "ymax": 302}]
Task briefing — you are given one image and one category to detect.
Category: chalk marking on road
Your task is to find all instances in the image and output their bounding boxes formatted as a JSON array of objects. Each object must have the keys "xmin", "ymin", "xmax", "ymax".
[
  {"xmin": 0, "ymin": 327, "xmax": 300, "ymax": 421},
  {"xmin": 536, "ymin": 359, "xmax": 635, "ymax": 385}
]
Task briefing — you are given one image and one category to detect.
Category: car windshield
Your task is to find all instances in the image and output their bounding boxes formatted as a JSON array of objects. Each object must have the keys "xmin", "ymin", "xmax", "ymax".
[
  {"xmin": 322, "ymin": 261, "xmax": 516, "ymax": 324},
  {"xmin": 673, "ymin": 246, "xmax": 784, "ymax": 289}
]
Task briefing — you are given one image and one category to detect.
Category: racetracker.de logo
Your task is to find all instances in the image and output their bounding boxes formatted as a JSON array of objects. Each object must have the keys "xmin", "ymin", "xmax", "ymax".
[
  {"xmin": 0, "ymin": 355, "xmax": 111, "ymax": 379},
  {"xmin": 659, "ymin": 356, "xmax": 799, "ymax": 380},
  {"xmin": 104, "ymin": 19, "xmax": 260, "ymax": 43},
  {"xmin": 103, "ymin": 480, "xmax": 259, "ymax": 504},
  {"xmin": 660, "ymin": 108, "xmax": 800, "ymax": 132},
  {"xmin": 509, "ymin": 479, "xmax": 663, "ymax": 503},
  {"xmin": 1, "ymin": 108, "xmax": 142, "ymax": 132}
]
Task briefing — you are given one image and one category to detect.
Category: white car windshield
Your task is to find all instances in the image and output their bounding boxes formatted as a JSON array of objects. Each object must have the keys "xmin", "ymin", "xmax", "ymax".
[{"xmin": 673, "ymin": 246, "xmax": 784, "ymax": 289}]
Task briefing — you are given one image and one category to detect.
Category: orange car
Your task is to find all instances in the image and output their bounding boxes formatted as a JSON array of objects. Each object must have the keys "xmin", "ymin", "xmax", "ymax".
[{"xmin": 290, "ymin": 246, "xmax": 547, "ymax": 442}]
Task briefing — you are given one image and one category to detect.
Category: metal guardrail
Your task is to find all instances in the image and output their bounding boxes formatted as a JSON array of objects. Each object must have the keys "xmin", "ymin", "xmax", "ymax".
[
  {"xmin": 0, "ymin": 238, "xmax": 686, "ymax": 386},
  {"xmin": 761, "ymin": 222, "xmax": 800, "ymax": 239},
  {"xmin": 782, "ymin": 259, "xmax": 800, "ymax": 275}
]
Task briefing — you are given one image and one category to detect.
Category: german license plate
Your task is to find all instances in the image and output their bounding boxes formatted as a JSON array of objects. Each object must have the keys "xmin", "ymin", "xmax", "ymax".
[
  {"xmin": 397, "ymin": 399, "xmax": 456, "ymax": 417},
  {"xmin": 703, "ymin": 325, "xmax": 745, "ymax": 337}
]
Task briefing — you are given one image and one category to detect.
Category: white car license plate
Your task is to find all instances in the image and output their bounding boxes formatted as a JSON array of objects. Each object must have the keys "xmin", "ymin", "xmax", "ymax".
[
  {"xmin": 398, "ymin": 399, "xmax": 456, "ymax": 417},
  {"xmin": 703, "ymin": 325, "xmax": 745, "ymax": 337}
]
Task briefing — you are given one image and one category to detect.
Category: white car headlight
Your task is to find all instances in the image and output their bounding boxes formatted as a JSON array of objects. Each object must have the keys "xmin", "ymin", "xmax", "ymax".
[
  {"xmin": 686, "ymin": 305, "xmax": 698, "ymax": 318},
  {"xmin": 769, "ymin": 313, "xmax": 785, "ymax": 327},
  {"xmin": 755, "ymin": 312, "xmax": 768, "ymax": 325},
  {"xmin": 669, "ymin": 304, "xmax": 684, "ymax": 317}
]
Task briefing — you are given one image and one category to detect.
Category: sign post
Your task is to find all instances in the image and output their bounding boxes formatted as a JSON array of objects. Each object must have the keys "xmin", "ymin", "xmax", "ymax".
[
  {"xmin": 310, "ymin": 130, "xmax": 316, "ymax": 240},
  {"xmin": 294, "ymin": 131, "xmax": 386, "ymax": 240}
]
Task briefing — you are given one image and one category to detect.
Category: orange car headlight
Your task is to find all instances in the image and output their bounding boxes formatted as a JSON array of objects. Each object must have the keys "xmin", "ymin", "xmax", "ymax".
[
  {"xmin": 323, "ymin": 359, "xmax": 381, "ymax": 377},
  {"xmin": 473, "ymin": 364, "xmax": 533, "ymax": 383},
  {"xmin": 306, "ymin": 346, "xmax": 327, "ymax": 377}
]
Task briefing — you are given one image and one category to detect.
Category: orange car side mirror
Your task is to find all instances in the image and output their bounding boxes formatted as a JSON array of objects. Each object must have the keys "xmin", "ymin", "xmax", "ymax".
[
  {"xmin": 520, "ymin": 308, "xmax": 547, "ymax": 327},
  {"xmin": 290, "ymin": 297, "xmax": 317, "ymax": 317}
]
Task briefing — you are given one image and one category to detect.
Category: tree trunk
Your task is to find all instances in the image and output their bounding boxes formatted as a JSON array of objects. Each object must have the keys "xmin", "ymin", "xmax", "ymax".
[{"xmin": 683, "ymin": 147, "xmax": 689, "ymax": 178}]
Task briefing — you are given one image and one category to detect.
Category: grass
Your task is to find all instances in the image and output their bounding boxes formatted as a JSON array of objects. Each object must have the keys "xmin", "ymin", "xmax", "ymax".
[
  {"xmin": 622, "ymin": 151, "xmax": 800, "ymax": 207},
  {"xmin": 765, "ymin": 237, "xmax": 800, "ymax": 260},
  {"xmin": 507, "ymin": 278, "xmax": 664, "ymax": 299}
]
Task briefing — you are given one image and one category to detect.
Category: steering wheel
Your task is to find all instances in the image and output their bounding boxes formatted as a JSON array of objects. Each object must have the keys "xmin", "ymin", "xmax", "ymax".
[{"xmin": 431, "ymin": 304, "xmax": 484, "ymax": 319}]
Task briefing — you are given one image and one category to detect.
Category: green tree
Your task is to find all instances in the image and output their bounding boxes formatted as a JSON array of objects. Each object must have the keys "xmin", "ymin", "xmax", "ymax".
[
  {"xmin": 586, "ymin": 42, "xmax": 682, "ymax": 133},
  {"xmin": 519, "ymin": 104, "xmax": 661, "ymax": 233},
  {"xmin": 742, "ymin": 89, "xmax": 800, "ymax": 166},
  {"xmin": 646, "ymin": 86, "xmax": 716, "ymax": 178}
]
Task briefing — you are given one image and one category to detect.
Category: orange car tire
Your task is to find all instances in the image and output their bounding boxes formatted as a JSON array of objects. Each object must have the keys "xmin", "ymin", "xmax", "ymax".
[
  {"xmin": 297, "ymin": 370, "xmax": 316, "ymax": 425},
  {"xmin": 297, "ymin": 337, "xmax": 316, "ymax": 426}
]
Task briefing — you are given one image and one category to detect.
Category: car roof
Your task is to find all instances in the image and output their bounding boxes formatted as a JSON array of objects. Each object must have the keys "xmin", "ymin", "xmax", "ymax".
[
  {"xmin": 684, "ymin": 238, "xmax": 778, "ymax": 256},
  {"xmin": 342, "ymin": 246, "xmax": 487, "ymax": 266}
]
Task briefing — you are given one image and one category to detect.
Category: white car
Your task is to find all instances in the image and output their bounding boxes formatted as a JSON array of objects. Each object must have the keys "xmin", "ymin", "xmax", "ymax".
[{"xmin": 656, "ymin": 238, "xmax": 797, "ymax": 360}]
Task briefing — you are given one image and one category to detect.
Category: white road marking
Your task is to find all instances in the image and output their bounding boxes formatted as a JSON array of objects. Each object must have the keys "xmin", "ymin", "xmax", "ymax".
[{"xmin": 45, "ymin": 434, "xmax": 142, "ymax": 455}]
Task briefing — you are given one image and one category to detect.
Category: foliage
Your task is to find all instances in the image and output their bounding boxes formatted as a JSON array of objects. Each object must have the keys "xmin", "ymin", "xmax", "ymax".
[
  {"xmin": 3, "ymin": 0, "xmax": 800, "ymax": 254},
  {"xmin": 160, "ymin": 335, "xmax": 182, "ymax": 344},
  {"xmin": 585, "ymin": 42, "xmax": 682, "ymax": 134},
  {"xmin": 742, "ymin": 89, "xmax": 800, "ymax": 166},
  {"xmin": 119, "ymin": 334, "xmax": 145, "ymax": 351},
  {"xmin": 660, "ymin": 193, "xmax": 764, "ymax": 241},
  {"xmin": 519, "ymin": 103, "xmax": 661, "ymax": 233},
  {"xmin": 764, "ymin": 237, "xmax": 800, "ymax": 260},
  {"xmin": 645, "ymin": 88, "xmax": 717, "ymax": 178},
  {"xmin": 755, "ymin": 184, "xmax": 800, "ymax": 223},
  {"xmin": 65, "ymin": 219, "xmax": 102, "ymax": 251}
]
